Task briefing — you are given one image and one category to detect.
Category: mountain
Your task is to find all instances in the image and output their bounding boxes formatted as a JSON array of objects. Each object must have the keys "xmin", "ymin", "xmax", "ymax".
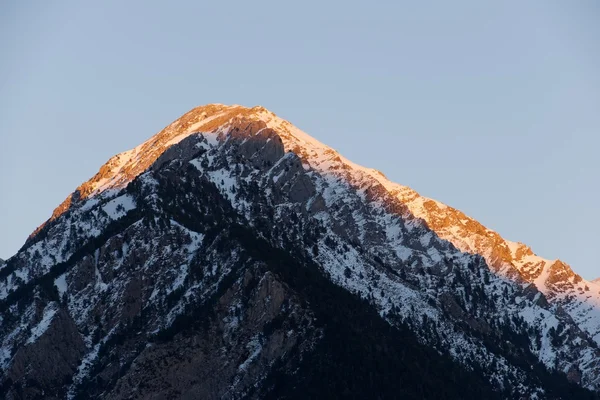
[
  {"xmin": 395, "ymin": 187, "xmax": 600, "ymax": 345},
  {"xmin": 1, "ymin": 104, "xmax": 599, "ymax": 399}
]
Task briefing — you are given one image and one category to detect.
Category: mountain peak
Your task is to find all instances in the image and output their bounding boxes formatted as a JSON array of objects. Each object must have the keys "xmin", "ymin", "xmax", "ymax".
[
  {"xmin": 30, "ymin": 104, "xmax": 598, "ymax": 343},
  {"xmin": 6, "ymin": 103, "xmax": 600, "ymax": 397},
  {"xmin": 31, "ymin": 104, "xmax": 279, "ymax": 235}
]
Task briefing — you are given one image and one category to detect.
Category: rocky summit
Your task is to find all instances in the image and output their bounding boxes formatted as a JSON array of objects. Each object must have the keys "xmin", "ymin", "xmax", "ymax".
[{"xmin": 1, "ymin": 104, "xmax": 599, "ymax": 399}]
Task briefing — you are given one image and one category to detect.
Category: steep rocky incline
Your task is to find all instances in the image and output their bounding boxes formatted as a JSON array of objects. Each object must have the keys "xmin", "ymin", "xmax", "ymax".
[
  {"xmin": 239, "ymin": 106, "xmax": 600, "ymax": 348},
  {"xmin": 1, "ymin": 104, "xmax": 599, "ymax": 399},
  {"xmin": 385, "ymin": 167, "xmax": 600, "ymax": 345}
]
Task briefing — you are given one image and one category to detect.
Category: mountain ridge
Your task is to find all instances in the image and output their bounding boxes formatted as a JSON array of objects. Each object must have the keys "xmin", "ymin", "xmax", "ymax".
[
  {"xmin": 33, "ymin": 104, "xmax": 594, "ymax": 312},
  {"xmin": 27, "ymin": 103, "xmax": 600, "ymax": 345},
  {"xmin": 2, "ymin": 104, "xmax": 600, "ymax": 398}
]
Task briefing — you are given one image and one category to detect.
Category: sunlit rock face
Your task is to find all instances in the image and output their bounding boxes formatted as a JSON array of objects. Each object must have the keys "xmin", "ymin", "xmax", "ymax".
[{"xmin": 1, "ymin": 105, "xmax": 599, "ymax": 399}]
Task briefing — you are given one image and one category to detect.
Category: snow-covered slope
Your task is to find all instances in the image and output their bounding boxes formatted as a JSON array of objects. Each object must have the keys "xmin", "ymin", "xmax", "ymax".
[
  {"xmin": 387, "ymin": 175, "xmax": 600, "ymax": 345},
  {"xmin": 252, "ymin": 106, "xmax": 600, "ymax": 348},
  {"xmin": 68, "ymin": 102, "xmax": 600, "ymax": 348},
  {"xmin": 2, "ymin": 104, "xmax": 600, "ymax": 398},
  {"xmin": 32, "ymin": 102, "xmax": 600, "ymax": 355}
]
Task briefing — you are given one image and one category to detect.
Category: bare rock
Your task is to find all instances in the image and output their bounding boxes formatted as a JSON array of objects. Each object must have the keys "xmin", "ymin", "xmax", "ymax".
[{"xmin": 6, "ymin": 307, "xmax": 86, "ymax": 400}]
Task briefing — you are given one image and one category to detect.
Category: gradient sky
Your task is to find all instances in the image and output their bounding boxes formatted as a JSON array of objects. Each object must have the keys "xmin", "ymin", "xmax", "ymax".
[{"xmin": 1, "ymin": 1, "xmax": 598, "ymax": 279}]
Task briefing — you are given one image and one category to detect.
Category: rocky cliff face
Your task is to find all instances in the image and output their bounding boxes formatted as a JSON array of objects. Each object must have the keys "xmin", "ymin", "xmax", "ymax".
[{"xmin": 1, "ymin": 104, "xmax": 599, "ymax": 399}]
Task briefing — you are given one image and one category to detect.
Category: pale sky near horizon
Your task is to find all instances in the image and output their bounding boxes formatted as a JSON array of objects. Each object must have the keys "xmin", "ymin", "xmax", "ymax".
[{"xmin": 1, "ymin": 1, "xmax": 599, "ymax": 279}]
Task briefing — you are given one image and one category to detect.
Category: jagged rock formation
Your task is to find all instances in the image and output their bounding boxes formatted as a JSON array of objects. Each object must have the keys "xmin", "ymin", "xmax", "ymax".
[{"xmin": 1, "ymin": 104, "xmax": 599, "ymax": 399}]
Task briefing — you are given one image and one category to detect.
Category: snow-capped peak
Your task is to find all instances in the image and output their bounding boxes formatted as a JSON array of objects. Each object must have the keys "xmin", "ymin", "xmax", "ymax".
[
  {"xmin": 6, "ymin": 103, "xmax": 600, "ymax": 397},
  {"xmin": 34, "ymin": 104, "xmax": 600, "ymax": 343}
]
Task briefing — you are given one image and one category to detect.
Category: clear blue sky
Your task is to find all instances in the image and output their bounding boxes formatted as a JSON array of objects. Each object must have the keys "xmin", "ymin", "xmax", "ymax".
[{"xmin": 1, "ymin": 1, "xmax": 598, "ymax": 278}]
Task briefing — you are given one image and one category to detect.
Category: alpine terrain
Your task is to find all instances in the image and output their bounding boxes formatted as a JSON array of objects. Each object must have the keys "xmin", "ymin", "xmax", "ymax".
[{"xmin": 1, "ymin": 104, "xmax": 599, "ymax": 399}]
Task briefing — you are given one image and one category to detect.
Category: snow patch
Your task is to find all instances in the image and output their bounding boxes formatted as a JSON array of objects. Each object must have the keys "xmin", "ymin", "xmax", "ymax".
[
  {"xmin": 238, "ymin": 335, "xmax": 263, "ymax": 371},
  {"xmin": 102, "ymin": 194, "xmax": 136, "ymax": 220},
  {"xmin": 26, "ymin": 304, "xmax": 58, "ymax": 344},
  {"xmin": 55, "ymin": 274, "xmax": 68, "ymax": 297}
]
